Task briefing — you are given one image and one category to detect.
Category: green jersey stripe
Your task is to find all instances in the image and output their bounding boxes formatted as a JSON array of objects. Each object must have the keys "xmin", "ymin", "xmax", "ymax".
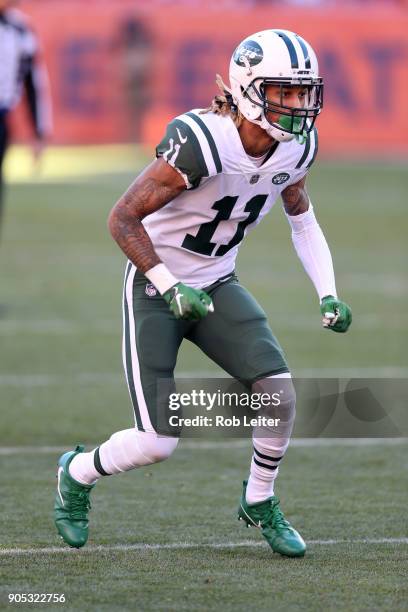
[
  {"xmin": 173, "ymin": 118, "xmax": 209, "ymax": 181},
  {"xmin": 295, "ymin": 132, "xmax": 311, "ymax": 169},
  {"xmin": 306, "ymin": 128, "xmax": 319, "ymax": 168},
  {"xmin": 185, "ymin": 112, "xmax": 222, "ymax": 173},
  {"xmin": 156, "ymin": 118, "xmax": 209, "ymax": 188}
]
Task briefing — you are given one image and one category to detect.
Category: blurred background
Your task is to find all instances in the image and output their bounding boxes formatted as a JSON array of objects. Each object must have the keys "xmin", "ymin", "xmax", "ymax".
[
  {"xmin": 1, "ymin": 5, "xmax": 407, "ymax": 605},
  {"xmin": 8, "ymin": 0, "xmax": 408, "ymax": 156},
  {"xmin": 1, "ymin": 0, "xmax": 407, "ymax": 445}
]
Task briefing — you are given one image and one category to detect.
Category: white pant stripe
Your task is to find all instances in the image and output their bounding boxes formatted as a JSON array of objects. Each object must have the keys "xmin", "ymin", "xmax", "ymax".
[{"xmin": 122, "ymin": 262, "xmax": 154, "ymax": 432}]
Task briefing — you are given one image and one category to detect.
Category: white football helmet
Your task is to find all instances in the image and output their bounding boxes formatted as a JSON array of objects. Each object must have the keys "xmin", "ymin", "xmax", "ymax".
[{"xmin": 229, "ymin": 29, "xmax": 323, "ymax": 142}]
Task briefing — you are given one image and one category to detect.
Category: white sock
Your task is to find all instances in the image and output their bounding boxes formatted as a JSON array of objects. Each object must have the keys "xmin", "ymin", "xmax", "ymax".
[
  {"xmin": 68, "ymin": 449, "xmax": 99, "ymax": 485},
  {"xmin": 69, "ymin": 429, "xmax": 179, "ymax": 485},
  {"xmin": 246, "ymin": 373, "xmax": 295, "ymax": 505},
  {"xmin": 246, "ymin": 438, "xmax": 290, "ymax": 504}
]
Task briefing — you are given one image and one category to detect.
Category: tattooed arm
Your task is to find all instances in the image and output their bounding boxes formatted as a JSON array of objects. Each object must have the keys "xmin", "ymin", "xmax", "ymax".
[
  {"xmin": 108, "ymin": 158, "xmax": 186, "ymax": 273},
  {"xmin": 108, "ymin": 157, "xmax": 214, "ymax": 317},
  {"xmin": 281, "ymin": 175, "xmax": 310, "ymax": 215}
]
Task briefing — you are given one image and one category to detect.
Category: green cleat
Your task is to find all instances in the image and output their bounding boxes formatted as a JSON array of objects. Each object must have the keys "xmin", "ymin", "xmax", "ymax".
[
  {"xmin": 238, "ymin": 480, "xmax": 306, "ymax": 558},
  {"xmin": 54, "ymin": 445, "xmax": 95, "ymax": 548}
]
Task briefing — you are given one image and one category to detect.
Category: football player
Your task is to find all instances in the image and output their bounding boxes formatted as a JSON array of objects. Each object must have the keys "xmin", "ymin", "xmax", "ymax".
[
  {"xmin": 54, "ymin": 29, "xmax": 352, "ymax": 557},
  {"xmin": 0, "ymin": 0, "xmax": 51, "ymax": 238}
]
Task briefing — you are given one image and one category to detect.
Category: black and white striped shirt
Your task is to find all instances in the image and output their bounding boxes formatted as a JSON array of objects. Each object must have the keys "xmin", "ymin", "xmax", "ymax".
[{"xmin": 0, "ymin": 8, "xmax": 51, "ymax": 137}]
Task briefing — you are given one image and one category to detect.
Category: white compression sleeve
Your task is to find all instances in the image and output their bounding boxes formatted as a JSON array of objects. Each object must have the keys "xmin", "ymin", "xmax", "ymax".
[{"xmin": 285, "ymin": 204, "xmax": 337, "ymax": 301}]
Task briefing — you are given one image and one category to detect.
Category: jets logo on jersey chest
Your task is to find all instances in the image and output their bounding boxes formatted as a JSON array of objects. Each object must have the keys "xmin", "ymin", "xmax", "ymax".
[{"xmin": 272, "ymin": 172, "xmax": 290, "ymax": 185}]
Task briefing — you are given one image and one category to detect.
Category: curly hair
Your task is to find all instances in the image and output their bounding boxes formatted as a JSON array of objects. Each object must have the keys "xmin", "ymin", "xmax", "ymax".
[{"xmin": 200, "ymin": 74, "xmax": 244, "ymax": 128}]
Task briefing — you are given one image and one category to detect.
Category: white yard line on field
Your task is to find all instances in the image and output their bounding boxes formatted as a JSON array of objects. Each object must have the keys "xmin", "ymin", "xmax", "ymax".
[
  {"xmin": 0, "ymin": 438, "xmax": 407, "ymax": 456},
  {"xmin": 0, "ymin": 373, "xmax": 123, "ymax": 387},
  {"xmin": 293, "ymin": 367, "xmax": 408, "ymax": 378},
  {"xmin": 0, "ymin": 319, "xmax": 119, "ymax": 335},
  {"xmin": 0, "ymin": 538, "xmax": 407, "ymax": 556},
  {"xmin": 0, "ymin": 367, "xmax": 408, "ymax": 387}
]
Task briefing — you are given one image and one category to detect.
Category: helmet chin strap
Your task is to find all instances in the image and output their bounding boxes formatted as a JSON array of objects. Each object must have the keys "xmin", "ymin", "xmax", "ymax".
[
  {"xmin": 249, "ymin": 112, "xmax": 309, "ymax": 144},
  {"xmin": 260, "ymin": 116, "xmax": 295, "ymax": 142},
  {"xmin": 247, "ymin": 114, "xmax": 295, "ymax": 142}
]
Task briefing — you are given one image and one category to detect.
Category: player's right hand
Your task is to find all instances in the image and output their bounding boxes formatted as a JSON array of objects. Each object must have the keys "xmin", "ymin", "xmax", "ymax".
[{"xmin": 163, "ymin": 282, "xmax": 214, "ymax": 321}]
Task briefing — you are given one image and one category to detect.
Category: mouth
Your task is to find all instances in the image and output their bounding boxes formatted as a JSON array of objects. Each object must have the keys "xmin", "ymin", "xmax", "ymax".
[{"xmin": 277, "ymin": 114, "xmax": 304, "ymax": 134}]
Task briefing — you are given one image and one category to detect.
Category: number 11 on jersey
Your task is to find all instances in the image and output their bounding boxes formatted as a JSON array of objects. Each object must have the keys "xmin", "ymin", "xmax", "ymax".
[{"xmin": 181, "ymin": 194, "xmax": 268, "ymax": 257}]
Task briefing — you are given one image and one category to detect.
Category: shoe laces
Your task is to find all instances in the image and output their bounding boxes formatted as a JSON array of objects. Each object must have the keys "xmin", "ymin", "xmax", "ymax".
[
  {"xmin": 66, "ymin": 488, "xmax": 92, "ymax": 520},
  {"xmin": 263, "ymin": 498, "xmax": 292, "ymax": 532}
]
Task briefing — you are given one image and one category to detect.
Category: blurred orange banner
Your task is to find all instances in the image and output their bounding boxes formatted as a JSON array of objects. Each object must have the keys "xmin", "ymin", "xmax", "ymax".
[{"xmin": 12, "ymin": 1, "xmax": 408, "ymax": 157}]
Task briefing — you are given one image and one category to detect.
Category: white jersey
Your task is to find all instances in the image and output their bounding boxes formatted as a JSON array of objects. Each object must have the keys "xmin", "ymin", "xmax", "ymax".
[
  {"xmin": 145, "ymin": 109, "xmax": 318, "ymax": 288},
  {"xmin": 0, "ymin": 9, "xmax": 51, "ymax": 135},
  {"xmin": 0, "ymin": 9, "xmax": 37, "ymax": 109}
]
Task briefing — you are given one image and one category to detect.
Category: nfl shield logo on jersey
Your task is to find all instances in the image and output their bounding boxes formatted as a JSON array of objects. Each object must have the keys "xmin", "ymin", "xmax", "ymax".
[
  {"xmin": 250, "ymin": 174, "xmax": 260, "ymax": 184},
  {"xmin": 145, "ymin": 283, "xmax": 157, "ymax": 297},
  {"xmin": 272, "ymin": 172, "xmax": 290, "ymax": 185}
]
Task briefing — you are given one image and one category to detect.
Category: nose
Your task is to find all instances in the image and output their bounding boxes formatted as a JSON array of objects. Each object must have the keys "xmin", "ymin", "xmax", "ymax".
[{"xmin": 287, "ymin": 92, "xmax": 303, "ymax": 107}]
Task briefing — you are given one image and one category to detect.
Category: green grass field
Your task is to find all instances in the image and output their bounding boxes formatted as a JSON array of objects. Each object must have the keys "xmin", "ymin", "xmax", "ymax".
[{"xmin": 0, "ymin": 150, "xmax": 407, "ymax": 610}]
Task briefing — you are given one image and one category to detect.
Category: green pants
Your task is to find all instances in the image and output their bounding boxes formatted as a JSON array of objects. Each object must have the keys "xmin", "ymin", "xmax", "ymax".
[{"xmin": 122, "ymin": 263, "xmax": 288, "ymax": 433}]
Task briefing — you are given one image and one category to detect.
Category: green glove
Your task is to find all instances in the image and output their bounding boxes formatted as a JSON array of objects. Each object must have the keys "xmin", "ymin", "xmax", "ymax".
[
  {"xmin": 163, "ymin": 282, "xmax": 214, "ymax": 321},
  {"xmin": 320, "ymin": 295, "xmax": 352, "ymax": 333}
]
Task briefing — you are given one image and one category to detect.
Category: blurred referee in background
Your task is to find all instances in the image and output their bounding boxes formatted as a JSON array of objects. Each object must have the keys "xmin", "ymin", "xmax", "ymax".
[{"xmin": 0, "ymin": 0, "xmax": 51, "ymax": 239}]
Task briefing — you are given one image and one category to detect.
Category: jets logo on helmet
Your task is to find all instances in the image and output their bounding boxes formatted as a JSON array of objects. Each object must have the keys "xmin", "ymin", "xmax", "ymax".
[
  {"xmin": 233, "ymin": 40, "xmax": 263, "ymax": 68},
  {"xmin": 228, "ymin": 29, "xmax": 323, "ymax": 143}
]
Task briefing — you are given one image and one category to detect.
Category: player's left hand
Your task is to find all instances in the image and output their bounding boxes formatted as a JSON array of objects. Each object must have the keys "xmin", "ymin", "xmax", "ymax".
[{"xmin": 320, "ymin": 295, "xmax": 352, "ymax": 333}]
